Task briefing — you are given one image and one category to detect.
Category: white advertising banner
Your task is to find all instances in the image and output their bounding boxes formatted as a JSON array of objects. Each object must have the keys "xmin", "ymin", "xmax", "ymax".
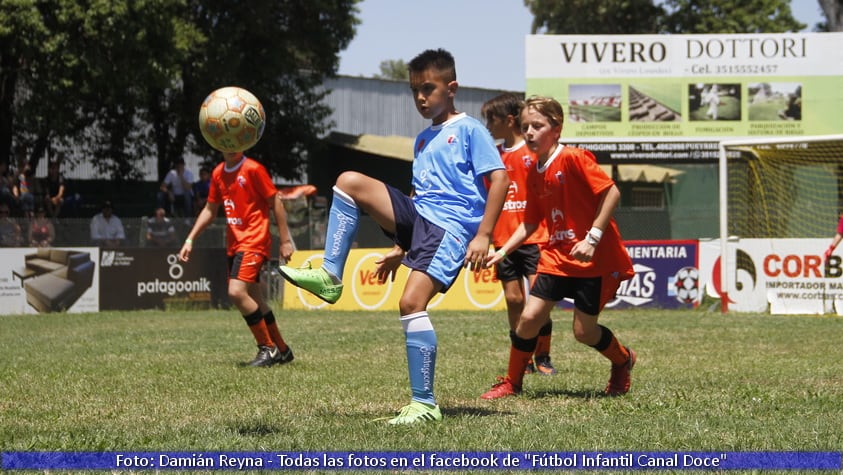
[
  {"xmin": 526, "ymin": 33, "xmax": 843, "ymax": 140},
  {"xmin": 0, "ymin": 247, "xmax": 99, "ymax": 315},
  {"xmin": 700, "ymin": 238, "xmax": 840, "ymax": 315},
  {"xmin": 527, "ymin": 34, "xmax": 838, "ymax": 79}
]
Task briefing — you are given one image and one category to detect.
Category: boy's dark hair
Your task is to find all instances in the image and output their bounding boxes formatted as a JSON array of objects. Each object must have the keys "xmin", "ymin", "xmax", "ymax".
[
  {"xmin": 408, "ymin": 48, "xmax": 456, "ymax": 82},
  {"xmin": 481, "ymin": 93, "xmax": 525, "ymax": 128}
]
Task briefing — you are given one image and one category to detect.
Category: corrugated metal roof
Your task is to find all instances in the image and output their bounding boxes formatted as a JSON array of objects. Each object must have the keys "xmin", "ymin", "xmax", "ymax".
[
  {"xmin": 46, "ymin": 76, "xmax": 519, "ymax": 181},
  {"xmin": 322, "ymin": 76, "xmax": 517, "ymax": 138}
]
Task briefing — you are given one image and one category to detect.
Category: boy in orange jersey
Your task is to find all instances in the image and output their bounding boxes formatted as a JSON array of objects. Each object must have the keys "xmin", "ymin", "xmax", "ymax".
[
  {"xmin": 481, "ymin": 93, "xmax": 555, "ymax": 376},
  {"xmin": 481, "ymin": 96, "xmax": 636, "ymax": 399},
  {"xmin": 179, "ymin": 151, "xmax": 295, "ymax": 367}
]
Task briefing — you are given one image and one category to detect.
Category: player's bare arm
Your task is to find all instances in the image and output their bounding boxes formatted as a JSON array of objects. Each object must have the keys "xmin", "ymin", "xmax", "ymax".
[
  {"xmin": 485, "ymin": 221, "xmax": 538, "ymax": 268},
  {"xmin": 570, "ymin": 184, "xmax": 620, "ymax": 262},
  {"xmin": 272, "ymin": 193, "xmax": 294, "ymax": 263},
  {"xmin": 178, "ymin": 201, "xmax": 220, "ymax": 262},
  {"xmin": 466, "ymin": 168, "xmax": 509, "ymax": 272},
  {"xmin": 375, "ymin": 244, "xmax": 405, "ymax": 284}
]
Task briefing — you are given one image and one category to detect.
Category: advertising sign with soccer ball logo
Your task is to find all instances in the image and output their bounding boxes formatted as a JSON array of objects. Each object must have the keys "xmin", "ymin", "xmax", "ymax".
[
  {"xmin": 283, "ymin": 244, "xmax": 701, "ymax": 311},
  {"xmin": 551, "ymin": 240, "xmax": 700, "ymax": 311}
]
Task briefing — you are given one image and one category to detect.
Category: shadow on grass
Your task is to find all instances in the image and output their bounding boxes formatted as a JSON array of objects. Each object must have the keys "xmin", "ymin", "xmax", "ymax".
[
  {"xmin": 443, "ymin": 405, "xmax": 516, "ymax": 418},
  {"xmin": 231, "ymin": 421, "xmax": 283, "ymax": 437},
  {"xmin": 529, "ymin": 388, "xmax": 604, "ymax": 399}
]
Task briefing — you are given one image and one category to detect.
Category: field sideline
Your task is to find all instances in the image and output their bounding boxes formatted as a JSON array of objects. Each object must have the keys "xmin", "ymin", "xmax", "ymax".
[{"xmin": 1, "ymin": 307, "xmax": 842, "ymax": 474}]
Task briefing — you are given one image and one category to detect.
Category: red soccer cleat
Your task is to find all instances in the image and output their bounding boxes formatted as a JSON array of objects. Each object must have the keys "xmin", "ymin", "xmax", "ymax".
[
  {"xmin": 481, "ymin": 377, "xmax": 522, "ymax": 400},
  {"xmin": 605, "ymin": 347, "xmax": 636, "ymax": 396}
]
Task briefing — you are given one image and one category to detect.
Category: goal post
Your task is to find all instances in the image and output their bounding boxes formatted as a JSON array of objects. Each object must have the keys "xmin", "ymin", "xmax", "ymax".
[{"xmin": 718, "ymin": 134, "xmax": 843, "ymax": 313}]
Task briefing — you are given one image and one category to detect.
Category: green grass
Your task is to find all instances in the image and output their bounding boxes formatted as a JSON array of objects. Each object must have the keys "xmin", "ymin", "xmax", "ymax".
[
  {"xmin": 629, "ymin": 83, "xmax": 683, "ymax": 114},
  {"xmin": 569, "ymin": 105, "xmax": 622, "ymax": 122},
  {"xmin": 748, "ymin": 97, "xmax": 789, "ymax": 121},
  {"xmin": 1, "ymin": 308, "xmax": 842, "ymax": 474}
]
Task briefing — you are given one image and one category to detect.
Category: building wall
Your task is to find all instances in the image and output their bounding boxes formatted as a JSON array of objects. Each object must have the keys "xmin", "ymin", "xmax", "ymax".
[{"xmin": 322, "ymin": 76, "xmax": 516, "ymax": 137}]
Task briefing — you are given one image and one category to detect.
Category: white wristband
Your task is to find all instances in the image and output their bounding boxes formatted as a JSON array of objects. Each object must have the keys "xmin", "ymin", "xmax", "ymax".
[{"xmin": 586, "ymin": 227, "xmax": 603, "ymax": 246}]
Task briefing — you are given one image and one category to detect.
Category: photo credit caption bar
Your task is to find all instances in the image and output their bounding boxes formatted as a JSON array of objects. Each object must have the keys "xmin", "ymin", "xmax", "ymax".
[{"xmin": 2, "ymin": 451, "xmax": 841, "ymax": 471}]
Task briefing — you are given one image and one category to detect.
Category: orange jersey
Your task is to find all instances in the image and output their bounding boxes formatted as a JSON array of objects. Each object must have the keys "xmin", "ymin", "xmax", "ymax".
[
  {"xmin": 208, "ymin": 156, "xmax": 277, "ymax": 257},
  {"xmin": 491, "ymin": 140, "xmax": 549, "ymax": 248},
  {"xmin": 524, "ymin": 145, "xmax": 633, "ymax": 280}
]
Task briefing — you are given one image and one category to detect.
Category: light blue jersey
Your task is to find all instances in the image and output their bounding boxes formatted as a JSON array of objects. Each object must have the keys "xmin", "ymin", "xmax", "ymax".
[{"xmin": 412, "ymin": 113, "xmax": 504, "ymax": 242}]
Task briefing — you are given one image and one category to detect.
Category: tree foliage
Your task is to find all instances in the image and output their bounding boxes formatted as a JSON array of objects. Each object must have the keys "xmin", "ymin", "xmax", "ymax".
[
  {"xmin": 374, "ymin": 59, "xmax": 409, "ymax": 81},
  {"xmin": 660, "ymin": 0, "xmax": 804, "ymax": 33},
  {"xmin": 0, "ymin": 0, "xmax": 359, "ymax": 181},
  {"xmin": 817, "ymin": 0, "xmax": 843, "ymax": 30},
  {"xmin": 525, "ymin": 0, "xmax": 665, "ymax": 34},
  {"xmin": 526, "ymin": 0, "xmax": 810, "ymax": 34}
]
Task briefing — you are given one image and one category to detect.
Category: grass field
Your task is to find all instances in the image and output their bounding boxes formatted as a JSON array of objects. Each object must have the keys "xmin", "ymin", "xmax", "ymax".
[
  {"xmin": 569, "ymin": 105, "xmax": 621, "ymax": 122},
  {"xmin": 2, "ymin": 307, "xmax": 842, "ymax": 474},
  {"xmin": 748, "ymin": 97, "xmax": 789, "ymax": 121},
  {"xmin": 629, "ymin": 83, "xmax": 683, "ymax": 115}
]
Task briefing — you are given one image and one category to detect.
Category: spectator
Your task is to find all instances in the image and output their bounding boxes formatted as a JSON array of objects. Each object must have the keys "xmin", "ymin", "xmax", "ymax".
[
  {"xmin": 158, "ymin": 158, "xmax": 194, "ymax": 218},
  {"xmin": 90, "ymin": 200, "xmax": 125, "ymax": 247},
  {"xmin": 29, "ymin": 206, "xmax": 55, "ymax": 247},
  {"xmin": 0, "ymin": 203, "xmax": 21, "ymax": 247},
  {"xmin": 192, "ymin": 166, "xmax": 211, "ymax": 216},
  {"xmin": 146, "ymin": 207, "xmax": 177, "ymax": 247},
  {"xmin": 0, "ymin": 161, "xmax": 15, "ymax": 209},
  {"xmin": 13, "ymin": 147, "xmax": 35, "ymax": 218},
  {"xmin": 43, "ymin": 159, "xmax": 66, "ymax": 218}
]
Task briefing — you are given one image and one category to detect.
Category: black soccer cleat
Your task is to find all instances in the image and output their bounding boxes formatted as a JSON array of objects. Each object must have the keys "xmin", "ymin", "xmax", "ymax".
[{"xmin": 249, "ymin": 345, "xmax": 280, "ymax": 367}]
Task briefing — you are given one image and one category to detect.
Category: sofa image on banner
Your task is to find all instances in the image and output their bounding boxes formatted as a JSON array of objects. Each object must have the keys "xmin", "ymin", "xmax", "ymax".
[{"xmin": 5, "ymin": 247, "xmax": 99, "ymax": 314}]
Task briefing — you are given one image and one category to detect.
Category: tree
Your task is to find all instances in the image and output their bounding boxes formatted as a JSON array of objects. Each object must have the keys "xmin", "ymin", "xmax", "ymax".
[
  {"xmin": 818, "ymin": 0, "xmax": 843, "ymax": 30},
  {"xmin": 526, "ymin": 0, "xmax": 808, "ymax": 34},
  {"xmin": 0, "ymin": 0, "xmax": 360, "ymax": 182},
  {"xmin": 660, "ymin": 0, "xmax": 804, "ymax": 33},
  {"xmin": 174, "ymin": 0, "xmax": 359, "ymax": 181},
  {"xmin": 374, "ymin": 59, "xmax": 408, "ymax": 81},
  {"xmin": 0, "ymin": 0, "xmax": 199, "ymax": 178},
  {"xmin": 525, "ymin": 0, "xmax": 665, "ymax": 34}
]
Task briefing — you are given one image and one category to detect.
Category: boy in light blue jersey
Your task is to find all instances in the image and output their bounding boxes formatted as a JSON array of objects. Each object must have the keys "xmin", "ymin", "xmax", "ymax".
[{"xmin": 279, "ymin": 48, "xmax": 509, "ymax": 425}]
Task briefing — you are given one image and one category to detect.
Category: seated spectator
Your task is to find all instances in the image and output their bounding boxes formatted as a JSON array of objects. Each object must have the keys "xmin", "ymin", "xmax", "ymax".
[
  {"xmin": 0, "ymin": 161, "xmax": 15, "ymax": 210},
  {"xmin": 192, "ymin": 166, "xmax": 211, "ymax": 216},
  {"xmin": 146, "ymin": 207, "xmax": 177, "ymax": 247},
  {"xmin": 43, "ymin": 159, "xmax": 66, "ymax": 218},
  {"xmin": 90, "ymin": 200, "xmax": 125, "ymax": 247},
  {"xmin": 29, "ymin": 206, "xmax": 55, "ymax": 247},
  {"xmin": 0, "ymin": 203, "xmax": 21, "ymax": 247}
]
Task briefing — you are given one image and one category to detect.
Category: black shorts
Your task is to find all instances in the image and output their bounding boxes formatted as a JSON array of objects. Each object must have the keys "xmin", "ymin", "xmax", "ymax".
[
  {"xmin": 495, "ymin": 244, "xmax": 540, "ymax": 282},
  {"xmin": 530, "ymin": 273, "xmax": 603, "ymax": 316}
]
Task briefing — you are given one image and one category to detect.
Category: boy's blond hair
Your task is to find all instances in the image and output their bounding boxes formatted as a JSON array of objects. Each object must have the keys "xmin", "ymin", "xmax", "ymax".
[{"xmin": 524, "ymin": 96, "xmax": 565, "ymax": 128}]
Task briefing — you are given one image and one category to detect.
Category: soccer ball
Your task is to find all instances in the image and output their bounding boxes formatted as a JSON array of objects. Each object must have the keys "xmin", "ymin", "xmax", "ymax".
[
  {"xmin": 198, "ymin": 86, "xmax": 266, "ymax": 153},
  {"xmin": 673, "ymin": 266, "xmax": 700, "ymax": 304}
]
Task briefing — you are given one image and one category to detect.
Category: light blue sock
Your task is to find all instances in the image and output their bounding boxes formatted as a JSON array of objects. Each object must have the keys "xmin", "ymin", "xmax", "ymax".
[
  {"xmin": 322, "ymin": 186, "xmax": 358, "ymax": 280},
  {"xmin": 400, "ymin": 311, "xmax": 437, "ymax": 406}
]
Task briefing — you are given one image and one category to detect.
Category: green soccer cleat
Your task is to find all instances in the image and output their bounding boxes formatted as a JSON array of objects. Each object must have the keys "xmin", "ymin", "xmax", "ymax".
[
  {"xmin": 387, "ymin": 401, "xmax": 443, "ymax": 425},
  {"xmin": 278, "ymin": 262, "xmax": 343, "ymax": 304}
]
